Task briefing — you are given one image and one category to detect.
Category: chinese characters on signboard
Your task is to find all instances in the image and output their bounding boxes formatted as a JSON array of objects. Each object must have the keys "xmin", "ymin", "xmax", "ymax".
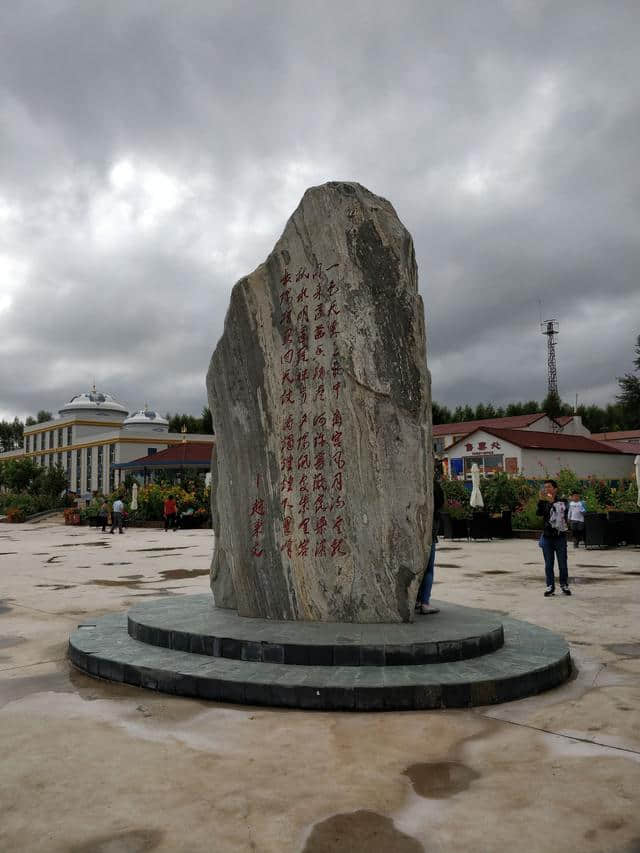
[{"xmin": 464, "ymin": 440, "xmax": 501, "ymax": 453}]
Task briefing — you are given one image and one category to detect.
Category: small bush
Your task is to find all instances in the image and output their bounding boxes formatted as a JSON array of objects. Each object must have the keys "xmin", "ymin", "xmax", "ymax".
[
  {"xmin": 512, "ymin": 495, "xmax": 544, "ymax": 530},
  {"xmin": 6, "ymin": 506, "xmax": 26, "ymax": 523},
  {"xmin": 441, "ymin": 479, "xmax": 469, "ymax": 506}
]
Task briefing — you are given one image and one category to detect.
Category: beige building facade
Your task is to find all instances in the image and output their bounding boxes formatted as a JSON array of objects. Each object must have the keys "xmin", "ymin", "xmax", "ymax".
[{"xmin": 4, "ymin": 390, "xmax": 212, "ymax": 496}]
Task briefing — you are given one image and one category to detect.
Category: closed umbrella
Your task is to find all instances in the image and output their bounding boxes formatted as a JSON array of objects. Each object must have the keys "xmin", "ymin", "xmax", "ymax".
[
  {"xmin": 131, "ymin": 482, "xmax": 138, "ymax": 511},
  {"xmin": 635, "ymin": 456, "xmax": 640, "ymax": 508},
  {"xmin": 470, "ymin": 463, "xmax": 484, "ymax": 509}
]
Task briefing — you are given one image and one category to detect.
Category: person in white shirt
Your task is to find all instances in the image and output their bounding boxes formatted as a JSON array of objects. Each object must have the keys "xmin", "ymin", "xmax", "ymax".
[
  {"xmin": 567, "ymin": 491, "xmax": 587, "ymax": 548},
  {"xmin": 111, "ymin": 497, "xmax": 125, "ymax": 534}
]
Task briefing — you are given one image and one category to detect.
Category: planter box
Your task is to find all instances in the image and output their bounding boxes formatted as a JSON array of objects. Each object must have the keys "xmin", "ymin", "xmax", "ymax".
[
  {"xmin": 584, "ymin": 513, "xmax": 616, "ymax": 548},
  {"xmin": 440, "ymin": 513, "xmax": 469, "ymax": 540},
  {"xmin": 469, "ymin": 512, "xmax": 492, "ymax": 540},
  {"xmin": 625, "ymin": 512, "xmax": 640, "ymax": 545}
]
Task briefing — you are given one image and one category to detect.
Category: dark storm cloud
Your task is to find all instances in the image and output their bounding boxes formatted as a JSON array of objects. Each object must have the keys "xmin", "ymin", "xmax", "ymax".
[{"xmin": 1, "ymin": 0, "xmax": 639, "ymax": 420}]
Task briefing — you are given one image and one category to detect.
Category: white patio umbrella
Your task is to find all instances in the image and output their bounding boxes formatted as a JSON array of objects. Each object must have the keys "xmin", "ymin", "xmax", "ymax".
[
  {"xmin": 470, "ymin": 463, "xmax": 484, "ymax": 509},
  {"xmin": 635, "ymin": 456, "xmax": 640, "ymax": 508},
  {"xmin": 130, "ymin": 482, "xmax": 138, "ymax": 511}
]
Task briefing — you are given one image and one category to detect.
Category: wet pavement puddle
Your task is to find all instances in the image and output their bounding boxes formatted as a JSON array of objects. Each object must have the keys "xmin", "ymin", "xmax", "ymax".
[
  {"xmin": 158, "ymin": 569, "xmax": 209, "ymax": 580},
  {"xmin": 128, "ymin": 546, "xmax": 194, "ymax": 552},
  {"xmin": 605, "ymin": 643, "xmax": 640, "ymax": 657},
  {"xmin": 402, "ymin": 761, "xmax": 480, "ymax": 799},
  {"xmin": 35, "ymin": 583, "xmax": 76, "ymax": 590},
  {"xmin": 437, "ymin": 563, "xmax": 460, "ymax": 568},
  {"xmin": 68, "ymin": 828, "xmax": 164, "ymax": 853},
  {"xmin": 55, "ymin": 541, "xmax": 111, "ymax": 548},
  {"xmin": 303, "ymin": 810, "xmax": 422, "ymax": 853},
  {"xmin": 0, "ymin": 600, "xmax": 14, "ymax": 614},
  {"xmin": 0, "ymin": 635, "xmax": 26, "ymax": 649}
]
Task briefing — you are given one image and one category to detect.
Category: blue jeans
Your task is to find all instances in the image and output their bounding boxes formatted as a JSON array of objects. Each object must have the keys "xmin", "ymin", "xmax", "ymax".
[
  {"xmin": 541, "ymin": 534, "xmax": 568, "ymax": 587},
  {"xmin": 418, "ymin": 541, "xmax": 436, "ymax": 605}
]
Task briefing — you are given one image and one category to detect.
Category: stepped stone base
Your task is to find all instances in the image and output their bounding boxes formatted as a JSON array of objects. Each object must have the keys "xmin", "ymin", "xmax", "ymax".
[{"xmin": 68, "ymin": 596, "xmax": 571, "ymax": 711}]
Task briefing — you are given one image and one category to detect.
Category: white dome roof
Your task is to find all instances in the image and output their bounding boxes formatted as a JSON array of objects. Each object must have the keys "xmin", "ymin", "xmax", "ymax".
[
  {"xmin": 123, "ymin": 407, "xmax": 169, "ymax": 427},
  {"xmin": 59, "ymin": 390, "xmax": 128, "ymax": 417}
]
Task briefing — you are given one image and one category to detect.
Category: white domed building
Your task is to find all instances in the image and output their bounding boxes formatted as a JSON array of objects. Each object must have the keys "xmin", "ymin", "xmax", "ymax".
[{"xmin": 19, "ymin": 389, "xmax": 213, "ymax": 496}]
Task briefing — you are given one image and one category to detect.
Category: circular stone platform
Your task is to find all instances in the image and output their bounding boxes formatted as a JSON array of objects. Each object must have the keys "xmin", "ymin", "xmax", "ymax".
[
  {"xmin": 68, "ymin": 596, "xmax": 571, "ymax": 710},
  {"xmin": 127, "ymin": 595, "xmax": 504, "ymax": 665}
]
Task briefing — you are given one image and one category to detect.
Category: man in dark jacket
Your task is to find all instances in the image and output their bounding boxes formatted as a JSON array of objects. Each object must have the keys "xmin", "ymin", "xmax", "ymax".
[
  {"xmin": 537, "ymin": 479, "xmax": 571, "ymax": 597},
  {"xmin": 417, "ymin": 467, "xmax": 445, "ymax": 615}
]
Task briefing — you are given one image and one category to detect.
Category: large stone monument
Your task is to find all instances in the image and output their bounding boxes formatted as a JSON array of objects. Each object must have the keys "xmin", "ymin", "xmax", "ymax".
[
  {"xmin": 69, "ymin": 182, "xmax": 572, "ymax": 711},
  {"xmin": 207, "ymin": 181, "xmax": 432, "ymax": 622}
]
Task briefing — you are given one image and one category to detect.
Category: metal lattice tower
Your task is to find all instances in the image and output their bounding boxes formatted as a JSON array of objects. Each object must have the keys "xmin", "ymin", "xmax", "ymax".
[{"xmin": 541, "ymin": 319, "xmax": 561, "ymax": 431}]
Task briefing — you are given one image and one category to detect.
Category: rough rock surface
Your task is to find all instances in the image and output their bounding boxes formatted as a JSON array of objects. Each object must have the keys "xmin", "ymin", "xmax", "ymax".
[{"xmin": 207, "ymin": 182, "xmax": 432, "ymax": 622}]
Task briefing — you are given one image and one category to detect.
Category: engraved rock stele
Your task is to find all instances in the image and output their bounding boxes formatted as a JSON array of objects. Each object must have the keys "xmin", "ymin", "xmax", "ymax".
[{"xmin": 207, "ymin": 181, "xmax": 432, "ymax": 622}]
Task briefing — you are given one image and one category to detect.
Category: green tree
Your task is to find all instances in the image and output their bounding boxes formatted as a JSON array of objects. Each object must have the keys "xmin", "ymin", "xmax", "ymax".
[
  {"xmin": 0, "ymin": 417, "xmax": 24, "ymax": 452},
  {"xmin": 431, "ymin": 402, "xmax": 453, "ymax": 425},
  {"xmin": 617, "ymin": 334, "xmax": 640, "ymax": 428},
  {"xmin": 201, "ymin": 406, "xmax": 214, "ymax": 434},
  {"xmin": 36, "ymin": 410, "xmax": 53, "ymax": 423},
  {"xmin": 0, "ymin": 457, "xmax": 42, "ymax": 492},
  {"xmin": 40, "ymin": 464, "xmax": 69, "ymax": 498}
]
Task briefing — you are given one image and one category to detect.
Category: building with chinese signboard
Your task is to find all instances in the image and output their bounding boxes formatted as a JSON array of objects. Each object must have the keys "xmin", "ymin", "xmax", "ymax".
[
  {"xmin": 442, "ymin": 427, "xmax": 636, "ymax": 481},
  {"xmin": 432, "ymin": 413, "xmax": 590, "ymax": 456}
]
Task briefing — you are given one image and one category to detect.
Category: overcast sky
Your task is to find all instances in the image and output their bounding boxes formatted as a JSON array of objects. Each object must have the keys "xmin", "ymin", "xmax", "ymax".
[{"xmin": 1, "ymin": 1, "xmax": 639, "ymax": 423}]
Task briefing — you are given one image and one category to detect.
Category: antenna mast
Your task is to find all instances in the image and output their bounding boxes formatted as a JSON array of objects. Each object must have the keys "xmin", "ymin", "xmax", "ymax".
[{"xmin": 541, "ymin": 319, "xmax": 561, "ymax": 432}]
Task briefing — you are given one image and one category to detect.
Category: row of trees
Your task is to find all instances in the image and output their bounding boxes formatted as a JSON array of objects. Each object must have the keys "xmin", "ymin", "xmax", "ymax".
[
  {"xmin": 165, "ymin": 406, "xmax": 214, "ymax": 435},
  {"xmin": 0, "ymin": 411, "xmax": 53, "ymax": 453},
  {"xmin": 433, "ymin": 335, "xmax": 640, "ymax": 432}
]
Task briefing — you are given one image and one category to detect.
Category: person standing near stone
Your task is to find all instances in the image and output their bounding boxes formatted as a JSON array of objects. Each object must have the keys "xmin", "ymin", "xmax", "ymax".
[
  {"xmin": 567, "ymin": 490, "xmax": 587, "ymax": 548},
  {"xmin": 537, "ymin": 479, "xmax": 571, "ymax": 596},
  {"xmin": 98, "ymin": 499, "xmax": 109, "ymax": 533},
  {"xmin": 163, "ymin": 494, "xmax": 178, "ymax": 532},
  {"xmin": 111, "ymin": 496, "xmax": 124, "ymax": 535},
  {"xmin": 416, "ymin": 467, "xmax": 444, "ymax": 614}
]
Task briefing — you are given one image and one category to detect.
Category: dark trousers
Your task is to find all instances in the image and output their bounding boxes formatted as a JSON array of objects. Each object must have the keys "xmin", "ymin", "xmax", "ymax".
[
  {"xmin": 417, "ymin": 541, "xmax": 436, "ymax": 605},
  {"xmin": 164, "ymin": 512, "xmax": 177, "ymax": 531},
  {"xmin": 98, "ymin": 514, "xmax": 107, "ymax": 532},
  {"xmin": 570, "ymin": 520, "xmax": 585, "ymax": 546},
  {"xmin": 541, "ymin": 534, "xmax": 568, "ymax": 587},
  {"xmin": 111, "ymin": 512, "xmax": 123, "ymax": 534}
]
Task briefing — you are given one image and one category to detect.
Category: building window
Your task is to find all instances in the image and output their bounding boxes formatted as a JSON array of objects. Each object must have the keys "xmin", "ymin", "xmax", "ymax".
[
  {"xmin": 147, "ymin": 448, "xmax": 157, "ymax": 456},
  {"xmin": 58, "ymin": 428, "xmax": 63, "ymax": 447},
  {"xmin": 463, "ymin": 454, "xmax": 504, "ymax": 478},
  {"xmin": 57, "ymin": 452, "xmax": 62, "ymax": 468},
  {"xmin": 86, "ymin": 448, "xmax": 92, "ymax": 491},
  {"xmin": 76, "ymin": 449, "xmax": 82, "ymax": 492},
  {"xmin": 433, "ymin": 437, "xmax": 445, "ymax": 454},
  {"xmin": 97, "ymin": 445, "xmax": 104, "ymax": 490},
  {"xmin": 48, "ymin": 431, "xmax": 53, "ymax": 449},
  {"xmin": 109, "ymin": 445, "xmax": 116, "ymax": 493},
  {"xmin": 67, "ymin": 425, "xmax": 73, "ymax": 446}
]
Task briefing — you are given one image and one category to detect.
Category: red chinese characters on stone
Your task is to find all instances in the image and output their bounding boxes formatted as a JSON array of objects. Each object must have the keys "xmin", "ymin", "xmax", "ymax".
[
  {"xmin": 330, "ymin": 538, "xmax": 346, "ymax": 557},
  {"xmin": 276, "ymin": 262, "xmax": 351, "ymax": 561},
  {"xmin": 250, "ymin": 499, "xmax": 266, "ymax": 517},
  {"xmin": 250, "ymin": 496, "xmax": 266, "ymax": 558}
]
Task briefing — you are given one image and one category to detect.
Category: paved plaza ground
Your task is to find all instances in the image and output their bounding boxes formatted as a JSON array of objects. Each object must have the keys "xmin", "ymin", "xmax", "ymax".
[{"xmin": 1, "ymin": 521, "xmax": 639, "ymax": 853}]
